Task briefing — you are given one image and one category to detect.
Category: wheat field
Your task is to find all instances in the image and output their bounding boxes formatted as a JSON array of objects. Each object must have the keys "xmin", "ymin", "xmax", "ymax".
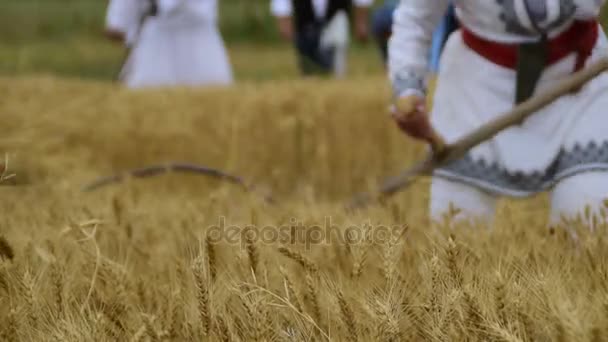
[{"xmin": 0, "ymin": 73, "xmax": 607, "ymax": 342}]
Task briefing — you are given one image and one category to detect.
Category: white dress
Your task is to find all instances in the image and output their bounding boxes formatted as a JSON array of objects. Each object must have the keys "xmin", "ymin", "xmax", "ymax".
[
  {"xmin": 388, "ymin": 0, "xmax": 608, "ymax": 224},
  {"xmin": 106, "ymin": 0, "xmax": 233, "ymax": 88}
]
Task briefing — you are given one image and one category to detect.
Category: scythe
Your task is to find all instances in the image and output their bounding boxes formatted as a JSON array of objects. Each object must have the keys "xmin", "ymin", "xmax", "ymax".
[
  {"xmin": 81, "ymin": 162, "xmax": 275, "ymax": 204},
  {"xmin": 82, "ymin": 57, "xmax": 608, "ymax": 210},
  {"xmin": 346, "ymin": 57, "xmax": 608, "ymax": 210}
]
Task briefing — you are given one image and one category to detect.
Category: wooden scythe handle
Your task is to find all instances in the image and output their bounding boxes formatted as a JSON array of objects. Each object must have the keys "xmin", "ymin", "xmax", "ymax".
[{"xmin": 346, "ymin": 57, "xmax": 608, "ymax": 211}]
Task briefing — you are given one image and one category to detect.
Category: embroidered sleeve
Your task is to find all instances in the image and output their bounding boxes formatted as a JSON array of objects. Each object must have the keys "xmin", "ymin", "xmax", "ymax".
[{"xmin": 388, "ymin": 0, "xmax": 450, "ymax": 98}]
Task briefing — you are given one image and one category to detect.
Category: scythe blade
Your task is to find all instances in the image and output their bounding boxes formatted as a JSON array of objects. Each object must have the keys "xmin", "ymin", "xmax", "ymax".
[{"xmin": 81, "ymin": 162, "xmax": 275, "ymax": 204}]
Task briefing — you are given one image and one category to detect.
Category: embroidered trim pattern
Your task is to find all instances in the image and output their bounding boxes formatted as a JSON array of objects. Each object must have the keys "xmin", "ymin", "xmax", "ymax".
[
  {"xmin": 391, "ymin": 69, "xmax": 426, "ymax": 98},
  {"xmin": 434, "ymin": 141, "xmax": 608, "ymax": 197},
  {"xmin": 497, "ymin": 0, "xmax": 577, "ymax": 35}
]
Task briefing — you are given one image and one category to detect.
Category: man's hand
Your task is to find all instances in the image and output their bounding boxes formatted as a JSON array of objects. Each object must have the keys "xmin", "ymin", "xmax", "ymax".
[
  {"xmin": 277, "ymin": 16, "xmax": 294, "ymax": 41},
  {"xmin": 104, "ymin": 28, "xmax": 126, "ymax": 43},
  {"xmin": 354, "ymin": 7, "xmax": 370, "ymax": 42},
  {"xmin": 391, "ymin": 95, "xmax": 446, "ymax": 152}
]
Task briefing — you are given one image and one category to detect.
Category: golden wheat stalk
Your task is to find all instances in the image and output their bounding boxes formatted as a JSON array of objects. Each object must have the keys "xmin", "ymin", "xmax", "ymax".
[
  {"xmin": 51, "ymin": 262, "xmax": 63, "ymax": 317},
  {"xmin": 336, "ymin": 289, "xmax": 358, "ymax": 342},
  {"xmin": 463, "ymin": 289, "xmax": 486, "ymax": 339},
  {"xmin": 143, "ymin": 315, "xmax": 161, "ymax": 342},
  {"xmin": 0, "ymin": 235, "xmax": 15, "ymax": 261},
  {"xmin": 214, "ymin": 315, "xmax": 231, "ymax": 342},
  {"xmin": 246, "ymin": 210, "xmax": 260, "ymax": 279},
  {"xmin": 305, "ymin": 272, "xmax": 322, "ymax": 329},
  {"xmin": 205, "ymin": 234, "xmax": 218, "ymax": 283},
  {"xmin": 192, "ymin": 257, "xmax": 211, "ymax": 337},
  {"xmin": 277, "ymin": 246, "xmax": 318, "ymax": 274},
  {"xmin": 445, "ymin": 235, "xmax": 463, "ymax": 288},
  {"xmin": 166, "ymin": 291, "xmax": 182, "ymax": 339},
  {"xmin": 280, "ymin": 266, "xmax": 304, "ymax": 313}
]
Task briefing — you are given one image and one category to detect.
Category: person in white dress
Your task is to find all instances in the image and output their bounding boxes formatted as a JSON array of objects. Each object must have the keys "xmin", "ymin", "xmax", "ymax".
[
  {"xmin": 388, "ymin": 0, "xmax": 608, "ymax": 229},
  {"xmin": 270, "ymin": 0, "xmax": 374, "ymax": 77},
  {"xmin": 105, "ymin": 0, "xmax": 233, "ymax": 89}
]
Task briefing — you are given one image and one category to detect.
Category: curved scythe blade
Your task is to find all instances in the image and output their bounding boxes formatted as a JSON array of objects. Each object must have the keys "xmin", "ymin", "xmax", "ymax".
[{"xmin": 81, "ymin": 162, "xmax": 275, "ymax": 204}]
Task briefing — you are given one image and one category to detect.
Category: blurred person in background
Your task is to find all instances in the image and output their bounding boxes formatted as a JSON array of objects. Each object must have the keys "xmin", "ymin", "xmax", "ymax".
[
  {"xmin": 388, "ymin": 0, "xmax": 608, "ymax": 230},
  {"xmin": 270, "ymin": 0, "xmax": 374, "ymax": 77},
  {"xmin": 104, "ymin": 0, "xmax": 233, "ymax": 89},
  {"xmin": 371, "ymin": 1, "xmax": 458, "ymax": 71}
]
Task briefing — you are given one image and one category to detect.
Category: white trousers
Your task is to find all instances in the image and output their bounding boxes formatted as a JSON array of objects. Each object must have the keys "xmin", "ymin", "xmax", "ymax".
[{"xmin": 430, "ymin": 171, "xmax": 608, "ymax": 228}]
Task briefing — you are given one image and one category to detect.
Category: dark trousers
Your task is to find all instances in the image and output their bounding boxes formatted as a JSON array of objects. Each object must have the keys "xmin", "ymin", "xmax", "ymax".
[
  {"xmin": 371, "ymin": 1, "xmax": 397, "ymax": 63},
  {"xmin": 294, "ymin": 22, "xmax": 336, "ymax": 75}
]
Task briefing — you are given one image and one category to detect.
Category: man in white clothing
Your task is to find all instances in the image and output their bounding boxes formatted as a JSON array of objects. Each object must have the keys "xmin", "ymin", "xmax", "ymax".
[
  {"xmin": 270, "ymin": 0, "xmax": 374, "ymax": 77},
  {"xmin": 105, "ymin": 0, "xmax": 233, "ymax": 88},
  {"xmin": 388, "ymin": 0, "xmax": 608, "ymax": 229}
]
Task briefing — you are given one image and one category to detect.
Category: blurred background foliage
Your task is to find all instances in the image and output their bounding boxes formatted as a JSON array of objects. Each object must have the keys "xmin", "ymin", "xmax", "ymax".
[
  {"xmin": 2, "ymin": 0, "xmax": 608, "ymax": 44},
  {"xmin": 0, "ymin": 0, "xmax": 281, "ymax": 44},
  {"xmin": 1, "ymin": 0, "xmax": 607, "ymax": 81},
  {"xmin": 0, "ymin": 0, "xmax": 385, "ymax": 81}
]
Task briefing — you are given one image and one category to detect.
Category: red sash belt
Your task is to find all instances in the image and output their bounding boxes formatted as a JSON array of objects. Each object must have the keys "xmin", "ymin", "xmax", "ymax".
[{"xmin": 461, "ymin": 20, "xmax": 599, "ymax": 72}]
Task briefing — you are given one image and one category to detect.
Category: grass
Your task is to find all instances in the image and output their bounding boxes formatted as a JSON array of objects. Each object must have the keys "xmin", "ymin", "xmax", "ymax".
[{"xmin": 0, "ymin": 36, "xmax": 385, "ymax": 82}]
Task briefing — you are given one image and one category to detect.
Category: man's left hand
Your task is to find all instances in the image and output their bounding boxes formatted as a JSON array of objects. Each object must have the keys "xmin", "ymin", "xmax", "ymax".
[{"xmin": 354, "ymin": 7, "xmax": 370, "ymax": 42}]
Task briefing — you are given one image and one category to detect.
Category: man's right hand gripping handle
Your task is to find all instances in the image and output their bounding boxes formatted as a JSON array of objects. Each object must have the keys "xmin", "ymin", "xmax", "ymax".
[{"xmin": 391, "ymin": 95, "xmax": 446, "ymax": 154}]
